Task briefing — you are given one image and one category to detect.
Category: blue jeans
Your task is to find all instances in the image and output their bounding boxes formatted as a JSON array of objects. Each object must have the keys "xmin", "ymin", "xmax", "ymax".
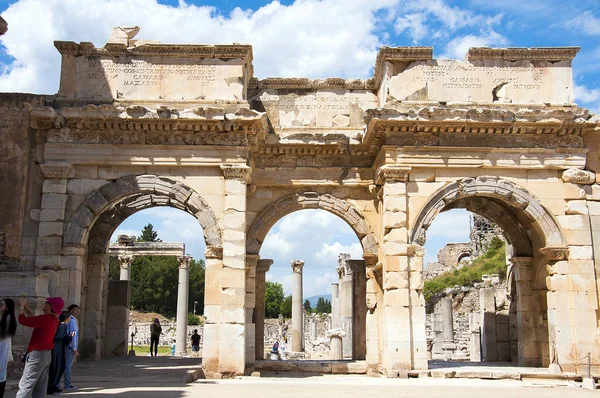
[{"xmin": 63, "ymin": 348, "xmax": 75, "ymax": 388}]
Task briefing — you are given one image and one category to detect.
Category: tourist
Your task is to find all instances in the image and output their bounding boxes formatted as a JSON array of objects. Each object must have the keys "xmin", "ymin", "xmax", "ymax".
[
  {"xmin": 63, "ymin": 303, "xmax": 80, "ymax": 390},
  {"xmin": 190, "ymin": 330, "xmax": 200, "ymax": 357},
  {"xmin": 171, "ymin": 340, "xmax": 176, "ymax": 357},
  {"xmin": 279, "ymin": 337, "xmax": 287, "ymax": 360},
  {"xmin": 16, "ymin": 296, "xmax": 63, "ymax": 398},
  {"xmin": 0, "ymin": 298, "xmax": 17, "ymax": 398},
  {"xmin": 150, "ymin": 318, "xmax": 162, "ymax": 357},
  {"xmin": 47, "ymin": 311, "xmax": 71, "ymax": 395},
  {"xmin": 271, "ymin": 338, "xmax": 280, "ymax": 360}
]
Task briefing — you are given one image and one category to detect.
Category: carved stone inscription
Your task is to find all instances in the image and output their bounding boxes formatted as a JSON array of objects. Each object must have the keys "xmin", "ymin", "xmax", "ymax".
[
  {"xmin": 387, "ymin": 59, "xmax": 574, "ymax": 104},
  {"xmin": 257, "ymin": 90, "xmax": 377, "ymax": 130},
  {"xmin": 74, "ymin": 56, "xmax": 245, "ymax": 101}
]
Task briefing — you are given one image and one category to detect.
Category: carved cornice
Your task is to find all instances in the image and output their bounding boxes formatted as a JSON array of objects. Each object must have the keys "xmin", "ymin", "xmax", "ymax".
[
  {"xmin": 256, "ymin": 259, "xmax": 273, "ymax": 273},
  {"xmin": 221, "ymin": 164, "xmax": 251, "ymax": 182},
  {"xmin": 204, "ymin": 246, "xmax": 223, "ymax": 259},
  {"xmin": 291, "ymin": 259, "xmax": 304, "ymax": 273},
  {"xmin": 39, "ymin": 162, "xmax": 74, "ymax": 179},
  {"xmin": 375, "ymin": 165, "xmax": 411, "ymax": 184},
  {"xmin": 467, "ymin": 47, "xmax": 580, "ymax": 61},
  {"xmin": 539, "ymin": 246, "xmax": 569, "ymax": 262},
  {"xmin": 54, "ymin": 41, "xmax": 253, "ymax": 63},
  {"xmin": 374, "ymin": 46, "xmax": 433, "ymax": 88}
]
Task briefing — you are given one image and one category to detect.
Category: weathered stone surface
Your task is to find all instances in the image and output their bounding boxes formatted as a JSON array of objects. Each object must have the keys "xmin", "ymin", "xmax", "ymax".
[{"xmin": 562, "ymin": 168, "xmax": 595, "ymax": 184}]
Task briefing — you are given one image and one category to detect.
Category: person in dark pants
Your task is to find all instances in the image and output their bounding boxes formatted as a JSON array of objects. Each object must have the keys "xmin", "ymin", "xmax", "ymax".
[
  {"xmin": 0, "ymin": 298, "xmax": 17, "ymax": 398},
  {"xmin": 190, "ymin": 330, "xmax": 201, "ymax": 358},
  {"xmin": 149, "ymin": 319, "xmax": 162, "ymax": 357},
  {"xmin": 47, "ymin": 311, "xmax": 71, "ymax": 395}
]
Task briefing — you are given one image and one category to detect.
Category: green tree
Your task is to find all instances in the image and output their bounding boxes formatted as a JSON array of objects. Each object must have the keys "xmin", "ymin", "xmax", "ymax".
[
  {"xmin": 280, "ymin": 295, "xmax": 292, "ymax": 318},
  {"xmin": 188, "ymin": 259, "xmax": 206, "ymax": 315},
  {"xmin": 137, "ymin": 223, "xmax": 162, "ymax": 242},
  {"xmin": 303, "ymin": 299, "xmax": 311, "ymax": 312},
  {"xmin": 315, "ymin": 297, "xmax": 332, "ymax": 314},
  {"xmin": 265, "ymin": 281, "xmax": 285, "ymax": 318}
]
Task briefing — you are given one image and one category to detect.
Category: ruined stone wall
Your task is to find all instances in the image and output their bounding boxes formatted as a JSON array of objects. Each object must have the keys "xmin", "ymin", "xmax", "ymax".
[{"xmin": 0, "ymin": 94, "xmax": 46, "ymax": 268}]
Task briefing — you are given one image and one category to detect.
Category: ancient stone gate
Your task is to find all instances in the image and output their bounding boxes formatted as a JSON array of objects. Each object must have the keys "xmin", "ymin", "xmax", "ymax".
[{"xmin": 1, "ymin": 26, "xmax": 600, "ymax": 376}]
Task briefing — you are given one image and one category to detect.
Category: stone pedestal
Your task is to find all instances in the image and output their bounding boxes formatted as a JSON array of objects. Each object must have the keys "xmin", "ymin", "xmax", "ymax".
[
  {"xmin": 469, "ymin": 313, "xmax": 482, "ymax": 362},
  {"xmin": 291, "ymin": 260, "xmax": 304, "ymax": 352},
  {"xmin": 175, "ymin": 256, "xmax": 192, "ymax": 356},
  {"xmin": 480, "ymin": 288, "xmax": 497, "ymax": 362},
  {"xmin": 255, "ymin": 259, "xmax": 272, "ymax": 360},
  {"xmin": 327, "ymin": 329, "xmax": 345, "ymax": 360}
]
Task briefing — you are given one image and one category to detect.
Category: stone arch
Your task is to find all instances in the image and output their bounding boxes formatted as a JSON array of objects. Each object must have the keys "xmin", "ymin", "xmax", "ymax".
[
  {"xmin": 63, "ymin": 174, "xmax": 222, "ymax": 253},
  {"xmin": 247, "ymin": 192, "xmax": 378, "ymax": 257},
  {"xmin": 410, "ymin": 176, "xmax": 568, "ymax": 260}
]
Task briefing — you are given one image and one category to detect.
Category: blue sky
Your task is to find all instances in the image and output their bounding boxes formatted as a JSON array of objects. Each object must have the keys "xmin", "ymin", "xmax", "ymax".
[{"xmin": 0, "ymin": 0, "xmax": 597, "ymax": 296}]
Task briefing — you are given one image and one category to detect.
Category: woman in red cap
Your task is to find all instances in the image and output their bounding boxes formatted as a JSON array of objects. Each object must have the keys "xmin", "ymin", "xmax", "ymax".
[{"xmin": 16, "ymin": 296, "xmax": 63, "ymax": 398}]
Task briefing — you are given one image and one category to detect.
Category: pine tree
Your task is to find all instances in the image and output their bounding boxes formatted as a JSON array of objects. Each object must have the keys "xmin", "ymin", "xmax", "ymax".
[
  {"xmin": 303, "ymin": 299, "xmax": 311, "ymax": 312},
  {"xmin": 137, "ymin": 223, "xmax": 162, "ymax": 242}
]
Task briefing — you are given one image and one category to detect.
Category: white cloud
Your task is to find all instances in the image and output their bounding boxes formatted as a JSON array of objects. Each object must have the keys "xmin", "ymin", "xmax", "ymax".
[
  {"xmin": 575, "ymin": 84, "xmax": 600, "ymax": 114},
  {"xmin": 441, "ymin": 30, "xmax": 508, "ymax": 60},
  {"xmin": 563, "ymin": 11, "xmax": 600, "ymax": 37},
  {"xmin": 425, "ymin": 209, "xmax": 471, "ymax": 241},
  {"xmin": 394, "ymin": 13, "xmax": 428, "ymax": 43},
  {"xmin": 0, "ymin": 0, "xmax": 400, "ymax": 93},
  {"xmin": 315, "ymin": 242, "xmax": 363, "ymax": 267}
]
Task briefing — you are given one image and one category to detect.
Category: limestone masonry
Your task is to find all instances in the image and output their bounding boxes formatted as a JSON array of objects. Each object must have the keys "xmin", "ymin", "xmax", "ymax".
[{"xmin": 1, "ymin": 26, "xmax": 600, "ymax": 378}]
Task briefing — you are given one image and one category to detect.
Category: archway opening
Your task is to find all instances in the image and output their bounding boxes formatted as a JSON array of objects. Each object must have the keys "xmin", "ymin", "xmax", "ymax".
[
  {"xmin": 106, "ymin": 207, "xmax": 206, "ymax": 358},
  {"xmin": 257, "ymin": 208, "xmax": 365, "ymax": 362}
]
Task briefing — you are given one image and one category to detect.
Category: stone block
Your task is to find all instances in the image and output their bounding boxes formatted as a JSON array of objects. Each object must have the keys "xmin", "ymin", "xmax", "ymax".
[
  {"xmin": 590, "ymin": 216, "xmax": 600, "ymax": 231},
  {"xmin": 496, "ymin": 342, "xmax": 511, "ymax": 361},
  {"xmin": 204, "ymin": 287, "xmax": 222, "ymax": 305},
  {"xmin": 496, "ymin": 323, "xmax": 510, "ymax": 342},
  {"xmin": 35, "ymin": 237, "xmax": 63, "ymax": 256},
  {"xmin": 297, "ymin": 362, "xmax": 332, "ymax": 373},
  {"xmin": 384, "ymin": 182, "xmax": 406, "ymax": 195},
  {"xmin": 565, "ymin": 200, "xmax": 589, "ymax": 215},
  {"xmin": 383, "ymin": 211, "xmax": 406, "ymax": 229},
  {"xmin": 409, "ymin": 271, "xmax": 423, "ymax": 289},
  {"xmin": 42, "ymin": 179, "xmax": 67, "ymax": 194},
  {"xmin": 546, "ymin": 274, "xmax": 569, "ymax": 291},
  {"xmin": 563, "ymin": 183, "xmax": 585, "ymax": 200},
  {"xmin": 384, "ymin": 289, "xmax": 410, "ymax": 307},
  {"xmin": 67, "ymin": 178, "xmax": 109, "ymax": 195},
  {"xmin": 570, "ymin": 274, "xmax": 596, "ymax": 292},
  {"xmin": 221, "ymin": 267, "xmax": 245, "ymax": 289},
  {"xmin": 219, "ymin": 305, "xmax": 245, "ymax": 323},
  {"xmin": 38, "ymin": 222, "xmax": 64, "ymax": 237},
  {"xmin": 41, "ymin": 194, "xmax": 67, "ymax": 210},
  {"xmin": 383, "ymin": 242, "xmax": 409, "ymax": 256},
  {"xmin": 74, "ymin": 165, "xmax": 99, "ymax": 179},
  {"xmin": 223, "ymin": 255, "xmax": 245, "ymax": 270},
  {"xmin": 384, "ymin": 227, "xmax": 408, "ymax": 243},
  {"xmin": 224, "ymin": 194, "xmax": 245, "ymax": 211},
  {"xmin": 107, "ymin": 280, "xmax": 130, "ymax": 306},
  {"xmin": 571, "ymin": 291, "xmax": 598, "ymax": 310},
  {"xmin": 384, "ymin": 271, "xmax": 409, "ymax": 290},
  {"xmin": 565, "ymin": 228, "xmax": 592, "ymax": 246},
  {"xmin": 224, "ymin": 179, "xmax": 246, "ymax": 195},
  {"xmin": 557, "ymin": 214, "xmax": 589, "ymax": 231},
  {"xmin": 0, "ymin": 272, "xmax": 50, "ymax": 297},
  {"xmin": 222, "ymin": 211, "xmax": 245, "ymax": 230},
  {"xmin": 384, "ymin": 195, "xmax": 407, "ymax": 212},
  {"xmin": 39, "ymin": 209, "xmax": 65, "ymax": 223},
  {"xmin": 480, "ymin": 288, "xmax": 496, "ymax": 312},
  {"xmin": 221, "ymin": 287, "xmax": 245, "ymax": 306},
  {"xmin": 223, "ymin": 242, "xmax": 245, "ymax": 257},
  {"xmin": 588, "ymin": 202, "xmax": 600, "ymax": 215},
  {"xmin": 569, "ymin": 246, "xmax": 593, "ymax": 260}
]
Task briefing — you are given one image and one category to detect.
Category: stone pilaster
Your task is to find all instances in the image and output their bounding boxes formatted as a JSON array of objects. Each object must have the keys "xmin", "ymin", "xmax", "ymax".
[
  {"xmin": 118, "ymin": 255, "xmax": 133, "ymax": 281},
  {"xmin": 203, "ymin": 246, "xmax": 223, "ymax": 373},
  {"xmin": 216, "ymin": 164, "xmax": 250, "ymax": 374},
  {"xmin": 510, "ymin": 257, "xmax": 538, "ymax": 366},
  {"xmin": 36, "ymin": 162, "xmax": 75, "ymax": 301},
  {"xmin": 291, "ymin": 259, "xmax": 304, "ymax": 352},
  {"xmin": 255, "ymin": 258, "xmax": 272, "ymax": 360},
  {"xmin": 245, "ymin": 254, "xmax": 259, "ymax": 368},
  {"xmin": 364, "ymin": 255, "xmax": 382, "ymax": 368},
  {"xmin": 176, "ymin": 255, "xmax": 192, "ymax": 356}
]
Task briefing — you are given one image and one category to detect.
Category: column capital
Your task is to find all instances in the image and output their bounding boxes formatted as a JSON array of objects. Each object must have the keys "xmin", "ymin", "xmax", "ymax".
[
  {"xmin": 118, "ymin": 254, "xmax": 133, "ymax": 269},
  {"xmin": 204, "ymin": 245, "xmax": 223, "ymax": 259},
  {"xmin": 291, "ymin": 259, "xmax": 304, "ymax": 273},
  {"xmin": 375, "ymin": 165, "xmax": 411, "ymax": 184},
  {"xmin": 510, "ymin": 256, "xmax": 534, "ymax": 268},
  {"xmin": 40, "ymin": 162, "xmax": 74, "ymax": 179},
  {"xmin": 220, "ymin": 163, "xmax": 251, "ymax": 182},
  {"xmin": 257, "ymin": 259, "xmax": 273, "ymax": 273},
  {"xmin": 177, "ymin": 255, "xmax": 193, "ymax": 268},
  {"xmin": 246, "ymin": 254, "xmax": 260, "ymax": 267}
]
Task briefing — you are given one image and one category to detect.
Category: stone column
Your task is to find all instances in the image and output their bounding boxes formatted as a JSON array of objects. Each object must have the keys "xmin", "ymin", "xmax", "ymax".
[
  {"xmin": 310, "ymin": 315, "xmax": 317, "ymax": 342},
  {"xmin": 331, "ymin": 283, "xmax": 340, "ymax": 328},
  {"xmin": 254, "ymin": 259, "xmax": 272, "ymax": 360},
  {"xmin": 118, "ymin": 255, "xmax": 133, "ymax": 281},
  {"xmin": 291, "ymin": 259, "xmax": 304, "ymax": 352},
  {"xmin": 176, "ymin": 255, "xmax": 192, "ymax": 356},
  {"xmin": 511, "ymin": 257, "xmax": 539, "ymax": 366},
  {"xmin": 337, "ymin": 254, "xmax": 353, "ymax": 358},
  {"xmin": 441, "ymin": 297, "xmax": 453, "ymax": 342},
  {"xmin": 327, "ymin": 329, "xmax": 345, "ymax": 360}
]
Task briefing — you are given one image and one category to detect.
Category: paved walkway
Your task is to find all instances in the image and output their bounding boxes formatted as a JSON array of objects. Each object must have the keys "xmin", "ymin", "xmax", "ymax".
[{"xmin": 4, "ymin": 356, "xmax": 596, "ymax": 397}]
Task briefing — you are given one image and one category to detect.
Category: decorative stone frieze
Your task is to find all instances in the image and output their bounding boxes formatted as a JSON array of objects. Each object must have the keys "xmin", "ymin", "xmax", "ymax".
[
  {"xmin": 375, "ymin": 165, "xmax": 411, "ymax": 184},
  {"xmin": 561, "ymin": 168, "xmax": 596, "ymax": 185},
  {"xmin": 467, "ymin": 47, "xmax": 579, "ymax": 61},
  {"xmin": 39, "ymin": 162, "xmax": 75, "ymax": 179}
]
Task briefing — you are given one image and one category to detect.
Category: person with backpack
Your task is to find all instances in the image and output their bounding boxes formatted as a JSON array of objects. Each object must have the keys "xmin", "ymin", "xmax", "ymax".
[
  {"xmin": 149, "ymin": 319, "xmax": 162, "ymax": 357},
  {"xmin": 0, "ymin": 298, "xmax": 17, "ymax": 398}
]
